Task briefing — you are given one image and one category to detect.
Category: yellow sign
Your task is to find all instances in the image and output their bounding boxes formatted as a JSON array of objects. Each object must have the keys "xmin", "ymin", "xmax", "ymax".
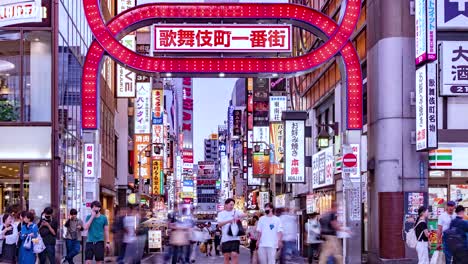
[
  {"xmin": 210, "ymin": 133, "xmax": 218, "ymax": 140},
  {"xmin": 180, "ymin": 192, "xmax": 193, "ymax": 198},
  {"xmin": 134, "ymin": 134, "xmax": 151, "ymax": 180},
  {"xmin": 152, "ymin": 159, "xmax": 162, "ymax": 195}
]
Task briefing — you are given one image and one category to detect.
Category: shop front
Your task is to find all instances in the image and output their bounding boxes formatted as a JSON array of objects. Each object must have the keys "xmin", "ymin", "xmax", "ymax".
[{"xmin": 427, "ymin": 143, "xmax": 468, "ymax": 252}]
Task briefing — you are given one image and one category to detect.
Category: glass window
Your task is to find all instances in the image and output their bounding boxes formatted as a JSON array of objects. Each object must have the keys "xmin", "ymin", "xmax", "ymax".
[
  {"xmin": 428, "ymin": 187, "xmax": 448, "ymax": 218},
  {"xmin": 450, "ymin": 185, "xmax": 468, "ymax": 205},
  {"xmin": 0, "ymin": 163, "xmax": 21, "ymax": 214},
  {"xmin": 0, "ymin": 31, "xmax": 21, "ymax": 122},
  {"xmin": 24, "ymin": 162, "xmax": 51, "ymax": 214},
  {"xmin": 23, "ymin": 31, "xmax": 52, "ymax": 122}
]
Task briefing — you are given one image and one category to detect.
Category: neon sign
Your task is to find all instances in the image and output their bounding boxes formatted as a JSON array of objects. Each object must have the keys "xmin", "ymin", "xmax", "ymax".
[{"xmin": 82, "ymin": 0, "xmax": 363, "ymax": 130}]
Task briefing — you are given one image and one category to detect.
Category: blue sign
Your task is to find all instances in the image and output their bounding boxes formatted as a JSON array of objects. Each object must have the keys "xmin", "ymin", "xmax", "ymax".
[{"xmin": 183, "ymin": 180, "xmax": 194, "ymax": 187}]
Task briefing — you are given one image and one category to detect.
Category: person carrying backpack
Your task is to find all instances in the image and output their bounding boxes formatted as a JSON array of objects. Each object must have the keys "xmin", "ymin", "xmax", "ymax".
[
  {"xmin": 444, "ymin": 205, "xmax": 468, "ymax": 264},
  {"xmin": 318, "ymin": 203, "xmax": 347, "ymax": 264},
  {"xmin": 414, "ymin": 206, "xmax": 429, "ymax": 264}
]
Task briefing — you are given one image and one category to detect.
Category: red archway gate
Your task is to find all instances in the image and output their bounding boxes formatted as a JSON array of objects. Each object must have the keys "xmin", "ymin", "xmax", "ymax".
[{"xmin": 82, "ymin": 0, "xmax": 363, "ymax": 130}]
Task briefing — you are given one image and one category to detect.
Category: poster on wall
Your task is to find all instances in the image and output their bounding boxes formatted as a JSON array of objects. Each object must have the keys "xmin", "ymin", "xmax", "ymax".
[
  {"xmin": 284, "ymin": 120, "xmax": 305, "ymax": 183},
  {"xmin": 312, "ymin": 146, "xmax": 334, "ymax": 189},
  {"xmin": 440, "ymin": 41, "xmax": 468, "ymax": 96}
]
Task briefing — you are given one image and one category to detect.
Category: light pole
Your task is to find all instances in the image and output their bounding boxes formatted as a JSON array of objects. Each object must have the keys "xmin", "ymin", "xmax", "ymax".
[{"xmin": 137, "ymin": 142, "xmax": 164, "ymax": 207}]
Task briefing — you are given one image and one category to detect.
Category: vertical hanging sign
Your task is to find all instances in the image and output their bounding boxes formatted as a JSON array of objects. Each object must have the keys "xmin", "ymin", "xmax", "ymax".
[
  {"xmin": 416, "ymin": 62, "xmax": 438, "ymax": 151},
  {"xmin": 116, "ymin": 0, "xmax": 136, "ymax": 97},
  {"xmin": 284, "ymin": 120, "xmax": 305, "ymax": 183},
  {"xmin": 415, "ymin": 0, "xmax": 437, "ymax": 65}
]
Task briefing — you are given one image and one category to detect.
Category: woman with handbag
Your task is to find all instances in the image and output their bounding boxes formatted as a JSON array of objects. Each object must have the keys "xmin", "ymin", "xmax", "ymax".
[
  {"xmin": 18, "ymin": 212, "xmax": 39, "ymax": 264},
  {"xmin": 0, "ymin": 213, "xmax": 18, "ymax": 263},
  {"xmin": 415, "ymin": 206, "xmax": 430, "ymax": 264}
]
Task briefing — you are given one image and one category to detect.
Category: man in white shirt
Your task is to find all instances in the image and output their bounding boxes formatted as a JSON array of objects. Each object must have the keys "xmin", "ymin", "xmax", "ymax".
[
  {"xmin": 437, "ymin": 200, "xmax": 456, "ymax": 264},
  {"xmin": 217, "ymin": 198, "xmax": 246, "ymax": 264},
  {"xmin": 256, "ymin": 203, "xmax": 283, "ymax": 264}
]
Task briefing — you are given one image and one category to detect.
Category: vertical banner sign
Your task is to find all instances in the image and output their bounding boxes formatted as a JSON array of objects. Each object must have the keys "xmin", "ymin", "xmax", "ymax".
[
  {"xmin": 248, "ymin": 167, "xmax": 261, "ymax": 186},
  {"xmin": 117, "ymin": 35, "xmax": 136, "ymax": 97},
  {"xmin": 228, "ymin": 106, "xmax": 234, "ymax": 137},
  {"xmin": 233, "ymin": 109, "xmax": 242, "ymax": 136},
  {"xmin": 285, "ymin": 120, "xmax": 305, "ymax": 183},
  {"xmin": 247, "ymin": 191, "xmax": 259, "ymax": 210},
  {"xmin": 440, "ymin": 41, "xmax": 468, "ymax": 96},
  {"xmin": 269, "ymin": 96, "xmax": 287, "ymax": 122},
  {"xmin": 253, "ymin": 78, "xmax": 270, "ymax": 126},
  {"xmin": 270, "ymin": 123, "xmax": 284, "ymax": 175},
  {"xmin": 134, "ymin": 83, "xmax": 151, "ymax": 134},
  {"xmin": 416, "ymin": 62, "xmax": 437, "ymax": 151},
  {"xmin": 253, "ymin": 126, "xmax": 270, "ymax": 177},
  {"xmin": 134, "ymin": 134, "xmax": 151, "ymax": 180},
  {"xmin": 416, "ymin": 65, "xmax": 428, "ymax": 151},
  {"xmin": 182, "ymin": 78, "xmax": 193, "ymax": 149},
  {"xmin": 152, "ymin": 159, "xmax": 162, "ymax": 195},
  {"xmin": 270, "ymin": 78, "xmax": 287, "ymax": 92},
  {"xmin": 84, "ymin": 144, "xmax": 95, "ymax": 179},
  {"xmin": 258, "ymin": 192, "xmax": 270, "ymax": 211},
  {"xmin": 152, "ymin": 89, "xmax": 164, "ymax": 125},
  {"xmin": 415, "ymin": 0, "xmax": 437, "ymax": 65},
  {"xmin": 312, "ymin": 146, "xmax": 334, "ymax": 189}
]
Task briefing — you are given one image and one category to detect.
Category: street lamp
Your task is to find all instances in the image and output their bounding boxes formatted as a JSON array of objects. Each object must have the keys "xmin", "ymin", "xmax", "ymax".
[{"xmin": 316, "ymin": 122, "xmax": 339, "ymax": 148}]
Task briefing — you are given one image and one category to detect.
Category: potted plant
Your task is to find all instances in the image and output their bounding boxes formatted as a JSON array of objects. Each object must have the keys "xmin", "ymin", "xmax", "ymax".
[{"xmin": 0, "ymin": 100, "xmax": 19, "ymax": 121}]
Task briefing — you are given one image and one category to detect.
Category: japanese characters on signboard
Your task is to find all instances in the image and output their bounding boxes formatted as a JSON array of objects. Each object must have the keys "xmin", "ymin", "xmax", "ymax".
[
  {"xmin": 182, "ymin": 78, "xmax": 193, "ymax": 148},
  {"xmin": 233, "ymin": 140, "xmax": 242, "ymax": 168},
  {"xmin": 134, "ymin": 134, "xmax": 151, "ymax": 180},
  {"xmin": 415, "ymin": 0, "xmax": 437, "ymax": 65},
  {"xmin": 437, "ymin": 0, "xmax": 468, "ymax": 30},
  {"xmin": 269, "ymin": 96, "xmax": 287, "ymax": 122},
  {"xmin": 270, "ymin": 123, "xmax": 284, "ymax": 175},
  {"xmin": 167, "ymin": 175, "xmax": 175, "ymax": 210},
  {"xmin": 233, "ymin": 110, "xmax": 242, "ymax": 136},
  {"xmin": 248, "ymin": 167, "xmax": 261, "ymax": 186},
  {"xmin": 148, "ymin": 230, "xmax": 162, "ymax": 249},
  {"xmin": 253, "ymin": 126, "xmax": 270, "ymax": 177},
  {"xmin": 228, "ymin": 106, "xmax": 234, "ymax": 136},
  {"xmin": 117, "ymin": 35, "xmax": 136, "ymax": 97},
  {"xmin": 84, "ymin": 144, "xmax": 95, "ymax": 179},
  {"xmin": 117, "ymin": 0, "xmax": 135, "ymax": 13},
  {"xmin": 440, "ymin": 41, "xmax": 468, "ymax": 96},
  {"xmin": 134, "ymin": 83, "xmax": 151, "ymax": 134},
  {"xmin": 152, "ymin": 89, "xmax": 164, "ymax": 125},
  {"xmin": 344, "ymin": 144, "xmax": 361, "ymax": 182},
  {"xmin": 416, "ymin": 62, "xmax": 438, "ymax": 151},
  {"xmin": 152, "ymin": 159, "xmax": 162, "ymax": 195},
  {"xmin": 306, "ymin": 195, "xmax": 315, "ymax": 214},
  {"xmin": 153, "ymin": 25, "xmax": 292, "ymax": 52},
  {"xmin": 247, "ymin": 191, "xmax": 259, "ymax": 210},
  {"xmin": 0, "ymin": 0, "xmax": 43, "ymax": 27},
  {"xmin": 312, "ymin": 146, "xmax": 334, "ymax": 189},
  {"xmin": 253, "ymin": 78, "xmax": 270, "ymax": 126},
  {"xmin": 285, "ymin": 120, "xmax": 305, "ymax": 183},
  {"xmin": 259, "ymin": 192, "xmax": 270, "ymax": 211},
  {"xmin": 270, "ymin": 78, "xmax": 287, "ymax": 92}
]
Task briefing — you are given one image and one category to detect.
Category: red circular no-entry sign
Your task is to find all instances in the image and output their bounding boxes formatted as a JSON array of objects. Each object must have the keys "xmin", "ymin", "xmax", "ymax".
[{"xmin": 343, "ymin": 153, "xmax": 357, "ymax": 168}]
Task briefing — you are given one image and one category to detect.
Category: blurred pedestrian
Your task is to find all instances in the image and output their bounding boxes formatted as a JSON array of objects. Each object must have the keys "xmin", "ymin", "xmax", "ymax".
[
  {"xmin": 217, "ymin": 198, "xmax": 246, "ymax": 264},
  {"xmin": 18, "ymin": 212, "xmax": 38, "ymax": 264},
  {"xmin": 16, "ymin": 211, "xmax": 27, "ymax": 261},
  {"xmin": 39, "ymin": 207, "xmax": 58, "ymax": 264},
  {"xmin": 213, "ymin": 224, "xmax": 222, "ymax": 256},
  {"xmin": 28, "ymin": 209, "xmax": 40, "ymax": 225},
  {"xmin": 112, "ymin": 206, "xmax": 126, "ymax": 264},
  {"xmin": 305, "ymin": 212, "xmax": 321, "ymax": 264},
  {"xmin": 62, "ymin": 208, "xmax": 84, "ymax": 264},
  {"xmin": 280, "ymin": 208, "xmax": 298, "ymax": 263},
  {"xmin": 437, "ymin": 201, "xmax": 456, "ymax": 264},
  {"xmin": 414, "ymin": 206, "xmax": 429, "ymax": 264},
  {"xmin": 448, "ymin": 205, "xmax": 468, "ymax": 263},
  {"xmin": 169, "ymin": 205, "xmax": 193, "ymax": 264},
  {"xmin": 83, "ymin": 201, "xmax": 110, "ymax": 264},
  {"xmin": 0, "ymin": 213, "xmax": 18, "ymax": 263},
  {"xmin": 256, "ymin": 203, "xmax": 283, "ymax": 264},
  {"xmin": 123, "ymin": 205, "xmax": 143, "ymax": 264},
  {"xmin": 203, "ymin": 222, "xmax": 214, "ymax": 256},
  {"xmin": 319, "ymin": 203, "xmax": 345, "ymax": 264},
  {"xmin": 247, "ymin": 216, "xmax": 259, "ymax": 262}
]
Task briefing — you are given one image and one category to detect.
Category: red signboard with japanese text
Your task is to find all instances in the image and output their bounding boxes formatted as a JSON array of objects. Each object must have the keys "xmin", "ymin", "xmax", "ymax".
[
  {"xmin": 134, "ymin": 134, "xmax": 151, "ymax": 180},
  {"xmin": 154, "ymin": 25, "xmax": 292, "ymax": 52}
]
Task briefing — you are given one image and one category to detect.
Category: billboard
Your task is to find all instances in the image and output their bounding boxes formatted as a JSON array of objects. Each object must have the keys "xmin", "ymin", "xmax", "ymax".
[
  {"xmin": 134, "ymin": 83, "xmax": 151, "ymax": 134},
  {"xmin": 284, "ymin": 120, "xmax": 305, "ymax": 183},
  {"xmin": 437, "ymin": 0, "xmax": 468, "ymax": 30},
  {"xmin": 416, "ymin": 62, "xmax": 438, "ymax": 151},
  {"xmin": 312, "ymin": 146, "xmax": 334, "ymax": 189},
  {"xmin": 117, "ymin": 35, "xmax": 136, "ymax": 97},
  {"xmin": 152, "ymin": 159, "xmax": 163, "ymax": 195},
  {"xmin": 440, "ymin": 41, "xmax": 468, "ymax": 96},
  {"xmin": 153, "ymin": 25, "xmax": 292, "ymax": 52},
  {"xmin": 270, "ymin": 77, "xmax": 287, "ymax": 92},
  {"xmin": 270, "ymin": 123, "xmax": 284, "ymax": 175},
  {"xmin": 233, "ymin": 109, "xmax": 242, "ymax": 136},
  {"xmin": 152, "ymin": 89, "xmax": 164, "ymax": 124},
  {"xmin": 269, "ymin": 96, "xmax": 287, "ymax": 122},
  {"xmin": 0, "ymin": 0, "xmax": 43, "ymax": 27},
  {"xmin": 134, "ymin": 134, "xmax": 151, "ymax": 180},
  {"xmin": 253, "ymin": 126, "xmax": 270, "ymax": 177}
]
